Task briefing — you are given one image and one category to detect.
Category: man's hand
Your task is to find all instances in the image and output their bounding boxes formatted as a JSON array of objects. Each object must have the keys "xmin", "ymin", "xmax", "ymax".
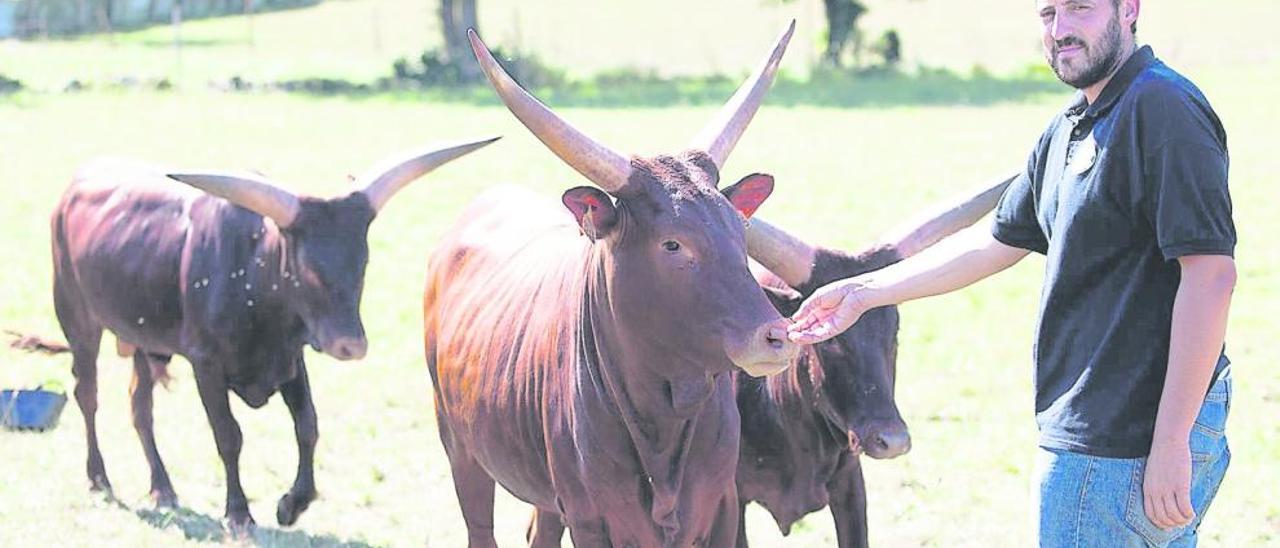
[
  {"xmin": 1143, "ymin": 440, "xmax": 1196, "ymax": 530},
  {"xmin": 787, "ymin": 278, "xmax": 877, "ymax": 344}
]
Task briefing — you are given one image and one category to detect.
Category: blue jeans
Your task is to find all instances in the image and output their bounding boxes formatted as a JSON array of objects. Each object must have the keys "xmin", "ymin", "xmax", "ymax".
[{"xmin": 1033, "ymin": 370, "xmax": 1232, "ymax": 547}]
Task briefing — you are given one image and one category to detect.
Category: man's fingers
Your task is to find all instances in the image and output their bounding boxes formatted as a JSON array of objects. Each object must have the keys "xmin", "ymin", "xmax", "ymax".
[
  {"xmin": 1174, "ymin": 489, "xmax": 1196, "ymax": 524},
  {"xmin": 1161, "ymin": 495, "xmax": 1185, "ymax": 528},
  {"xmin": 789, "ymin": 294, "xmax": 833, "ymax": 328},
  {"xmin": 789, "ymin": 289, "xmax": 844, "ymax": 336},
  {"xmin": 1143, "ymin": 493, "xmax": 1159, "ymax": 528},
  {"xmin": 788, "ymin": 305, "xmax": 828, "ymax": 334},
  {"xmin": 787, "ymin": 321, "xmax": 837, "ymax": 345},
  {"xmin": 1162, "ymin": 494, "xmax": 1187, "ymax": 527},
  {"xmin": 1148, "ymin": 490, "xmax": 1172, "ymax": 529},
  {"xmin": 1146, "ymin": 492, "xmax": 1164, "ymax": 528}
]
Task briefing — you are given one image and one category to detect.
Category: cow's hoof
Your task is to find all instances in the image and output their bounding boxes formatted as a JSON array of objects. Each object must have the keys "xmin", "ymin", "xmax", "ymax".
[
  {"xmin": 276, "ymin": 489, "xmax": 315, "ymax": 526},
  {"xmin": 88, "ymin": 475, "xmax": 113, "ymax": 494},
  {"xmin": 226, "ymin": 514, "xmax": 256, "ymax": 540},
  {"xmin": 151, "ymin": 488, "xmax": 179, "ymax": 509}
]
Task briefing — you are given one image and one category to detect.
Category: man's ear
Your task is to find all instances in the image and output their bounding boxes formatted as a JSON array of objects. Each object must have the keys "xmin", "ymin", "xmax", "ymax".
[
  {"xmin": 562, "ymin": 186, "xmax": 618, "ymax": 240},
  {"xmin": 1122, "ymin": 0, "xmax": 1140, "ymax": 30},
  {"xmin": 722, "ymin": 173, "xmax": 774, "ymax": 219}
]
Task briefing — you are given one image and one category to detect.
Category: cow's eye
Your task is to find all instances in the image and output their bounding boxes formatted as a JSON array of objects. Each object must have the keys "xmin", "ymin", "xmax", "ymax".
[{"xmin": 662, "ymin": 240, "xmax": 681, "ymax": 252}]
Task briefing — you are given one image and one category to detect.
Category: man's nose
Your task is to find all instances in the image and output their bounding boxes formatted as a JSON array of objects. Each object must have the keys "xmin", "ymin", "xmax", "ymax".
[{"xmin": 1049, "ymin": 12, "xmax": 1074, "ymax": 42}]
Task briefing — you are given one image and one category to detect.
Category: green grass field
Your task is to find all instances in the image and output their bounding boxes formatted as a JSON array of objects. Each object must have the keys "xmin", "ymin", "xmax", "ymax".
[{"xmin": 2, "ymin": 1, "xmax": 1277, "ymax": 546}]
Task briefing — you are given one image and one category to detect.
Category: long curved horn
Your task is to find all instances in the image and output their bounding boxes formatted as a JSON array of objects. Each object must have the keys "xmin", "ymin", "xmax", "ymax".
[
  {"xmin": 877, "ymin": 172, "xmax": 1017, "ymax": 260},
  {"xmin": 689, "ymin": 20, "xmax": 795, "ymax": 170},
  {"xmin": 356, "ymin": 136, "xmax": 501, "ymax": 212},
  {"xmin": 745, "ymin": 218, "xmax": 818, "ymax": 289},
  {"xmin": 468, "ymin": 30, "xmax": 631, "ymax": 192},
  {"xmin": 745, "ymin": 172, "xmax": 1018, "ymax": 287},
  {"xmin": 167, "ymin": 171, "xmax": 301, "ymax": 227}
]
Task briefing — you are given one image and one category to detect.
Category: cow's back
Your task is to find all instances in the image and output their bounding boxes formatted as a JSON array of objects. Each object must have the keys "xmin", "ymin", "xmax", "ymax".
[
  {"xmin": 424, "ymin": 186, "xmax": 592, "ymax": 507},
  {"xmin": 53, "ymin": 159, "xmax": 200, "ymax": 354}
]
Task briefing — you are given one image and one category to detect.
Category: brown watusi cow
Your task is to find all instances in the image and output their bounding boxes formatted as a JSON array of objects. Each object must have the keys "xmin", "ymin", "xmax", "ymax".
[
  {"xmin": 734, "ymin": 175, "xmax": 1016, "ymax": 547},
  {"xmin": 423, "ymin": 25, "xmax": 802, "ymax": 548},
  {"xmin": 49, "ymin": 138, "xmax": 496, "ymax": 533}
]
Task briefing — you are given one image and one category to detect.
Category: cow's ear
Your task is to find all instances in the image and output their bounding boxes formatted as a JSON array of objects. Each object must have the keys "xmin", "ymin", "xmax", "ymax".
[
  {"xmin": 722, "ymin": 173, "xmax": 774, "ymax": 219},
  {"xmin": 562, "ymin": 187, "xmax": 618, "ymax": 240}
]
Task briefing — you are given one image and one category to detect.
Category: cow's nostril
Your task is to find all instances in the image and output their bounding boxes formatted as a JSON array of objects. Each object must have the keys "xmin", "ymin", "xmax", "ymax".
[
  {"xmin": 765, "ymin": 326, "xmax": 787, "ymax": 349},
  {"xmin": 868, "ymin": 430, "xmax": 911, "ymax": 458},
  {"xmin": 327, "ymin": 337, "xmax": 368, "ymax": 361}
]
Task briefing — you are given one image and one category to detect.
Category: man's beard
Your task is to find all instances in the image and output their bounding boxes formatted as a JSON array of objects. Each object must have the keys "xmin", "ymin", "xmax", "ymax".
[{"xmin": 1048, "ymin": 15, "xmax": 1124, "ymax": 89}]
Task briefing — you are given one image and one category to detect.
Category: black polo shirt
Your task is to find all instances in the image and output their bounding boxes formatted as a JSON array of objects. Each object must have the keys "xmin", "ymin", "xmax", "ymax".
[{"xmin": 992, "ymin": 46, "xmax": 1235, "ymax": 458}]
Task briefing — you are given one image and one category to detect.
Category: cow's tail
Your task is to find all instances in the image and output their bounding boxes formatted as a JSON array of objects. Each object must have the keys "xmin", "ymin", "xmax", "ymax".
[
  {"xmin": 116, "ymin": 340, "xmax": 174, "ymax": 389},
  {"xmin": 7, "ymin": 331, "xmax": 172, "ymax": 388},
  {"xmin": 6, "ymin": 330, "xmax": 71, "ymax": 355}
]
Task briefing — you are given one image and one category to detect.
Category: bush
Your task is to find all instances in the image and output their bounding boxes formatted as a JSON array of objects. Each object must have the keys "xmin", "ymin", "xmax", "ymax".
[
  {"xmin": 391, "ymin": 47, "xmax": 566, "ymax": 90},
  {"xmin": 0, "ymin": 74, "xmax": 23, "ymax": 95},
  {"xmin": 872, "ymin": 29, "xmax": 902, "ymax": 68}
]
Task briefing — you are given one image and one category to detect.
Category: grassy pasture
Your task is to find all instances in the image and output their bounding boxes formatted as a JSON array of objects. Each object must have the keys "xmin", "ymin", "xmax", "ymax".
[{"xmin": 1, "ymin": 1, "xmax": 1277, "ymax": 546}]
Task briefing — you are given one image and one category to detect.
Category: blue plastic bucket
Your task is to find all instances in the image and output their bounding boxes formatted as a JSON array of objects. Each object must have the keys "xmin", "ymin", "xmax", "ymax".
[{"xmin": 0, "ymin": 388, "xmax": 68, "ymax": 431}]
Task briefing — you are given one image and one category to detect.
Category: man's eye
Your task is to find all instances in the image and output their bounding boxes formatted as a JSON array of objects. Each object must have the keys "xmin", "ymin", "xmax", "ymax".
[{"xmin": 662, "ymin": 240, "xmax": 681, "ymax": 252}]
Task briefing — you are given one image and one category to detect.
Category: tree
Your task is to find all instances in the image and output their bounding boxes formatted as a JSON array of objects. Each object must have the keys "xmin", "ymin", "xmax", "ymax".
[
  {"xmin": 821, "ymin": 0, "xmax": 868, "ymax": 68},
  {"xmin": 776, "ymin": 0, "xmax": 870, "ymax": 68},
  {"xmin": 438, "ymin": 0, "xmax": 480, "ymax": 83},
  {"xmin": 96, "ymin": 0, "xmax": 113, "ymax": 34}
]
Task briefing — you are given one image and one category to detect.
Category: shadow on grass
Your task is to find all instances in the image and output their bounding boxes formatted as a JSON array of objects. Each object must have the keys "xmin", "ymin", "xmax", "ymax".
[
  {"xmin": 134, "ymin": 38, "xmax": 246, "ymax": 48},
  {"xmin": 130, "ymin": 503, "xmax": 375, "ymax": 547},
  {"xmin": 273, "ymin": 65, "xmax": 1067, "ymax": 110}
]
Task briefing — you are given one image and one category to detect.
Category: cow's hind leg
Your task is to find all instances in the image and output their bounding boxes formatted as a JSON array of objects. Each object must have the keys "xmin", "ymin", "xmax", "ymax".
[
  {"xmin": 276, "ymin": 361, "xmax": 318, "ymax": 527},
  {"xmin": 131, "ymin": 351, "xmax": 178, "ymax": 507},
  {"xmin": 53, "ymin": 283, "xmax": 109, "ymax": 492},
  {"xmin": 827, "ymin": 452, "xmax": 870, "ymax": 548},
  {"xmin": 527, "ymin": 507, "xmax": 566, "ymax": 548},
  {"xmin": 191, "ymin": 365, "xmax": 255, "ymax": 536}
]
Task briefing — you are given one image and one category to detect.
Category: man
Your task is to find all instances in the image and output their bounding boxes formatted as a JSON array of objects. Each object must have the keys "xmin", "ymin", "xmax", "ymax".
[{"xmin": 786, "ymin": 0, "xmax": 1236, "ymax": 545}]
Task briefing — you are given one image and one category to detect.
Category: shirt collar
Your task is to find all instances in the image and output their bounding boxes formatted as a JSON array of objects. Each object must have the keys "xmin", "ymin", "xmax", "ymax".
[{"xmin": 1070, "ymin": 45, "xmax": 1156, "ymax": 119}]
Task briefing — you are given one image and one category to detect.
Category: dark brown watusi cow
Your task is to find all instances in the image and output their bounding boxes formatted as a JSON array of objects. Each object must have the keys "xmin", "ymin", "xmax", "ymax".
[
  {"xmin": 423, "ymin": 25, "xmax": 801, "ymax": 548},
  {"xmin": 49, "ymin": 138, "xmax": 496, "ymax": 533},
  {"xmin": 734, "ymin": 175, "xmax": 1016, "ymax": 547}
]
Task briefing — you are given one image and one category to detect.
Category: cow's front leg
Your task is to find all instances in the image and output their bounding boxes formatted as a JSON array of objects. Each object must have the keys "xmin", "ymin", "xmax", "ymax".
[
  {"xmin": 827, "ymin": 452, "xmax": 869, "ymax": 548},
  {"xmin": 276, "ymin": 362, "xmax": 318, "ymax": 526},
  {"xmin": 705, "ymin": 491, "xmax": 743, "ymax": 548},
  {"xmin": 192, "ymin": 367, "xmax": 254, "ymax": 535},
  {"xmin": 735, "ymin": 500, "xmax": 750, "ymax": 548}
]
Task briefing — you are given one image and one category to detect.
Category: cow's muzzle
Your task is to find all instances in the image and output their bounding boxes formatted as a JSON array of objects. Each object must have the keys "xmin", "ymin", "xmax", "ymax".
[
  {"xmin": 857, "ymin": 421, "xmax": 911, "ymax": 459},
  {"xmin": 727, "ymin": 318, "xmax": 800, "ymax": 377},
  {"xmin": 322, "ymin": 335, "xmax": 367, "ymax": 361}
]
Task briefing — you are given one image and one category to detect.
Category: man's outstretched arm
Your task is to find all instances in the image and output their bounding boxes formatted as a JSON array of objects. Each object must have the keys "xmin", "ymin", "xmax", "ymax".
[{"xmin": 788, "ymin": 225, "xmax": 1031, "ymax": 344}]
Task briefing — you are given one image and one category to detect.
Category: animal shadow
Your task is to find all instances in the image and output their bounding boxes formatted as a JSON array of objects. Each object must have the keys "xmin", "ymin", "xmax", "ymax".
[{"xmin": 134, "ymin": 503, "xmax": 377, "ymax": 547}]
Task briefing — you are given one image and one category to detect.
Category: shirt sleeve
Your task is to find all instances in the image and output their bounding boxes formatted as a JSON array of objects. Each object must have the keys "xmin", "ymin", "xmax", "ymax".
[
  {"xmin": 992, "ymin": 149, "xmax": 1049, "ymax": 255},
  {"xmin": 1146, "ymin": 138, "xmax": 1235, "ymax": 260}
]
